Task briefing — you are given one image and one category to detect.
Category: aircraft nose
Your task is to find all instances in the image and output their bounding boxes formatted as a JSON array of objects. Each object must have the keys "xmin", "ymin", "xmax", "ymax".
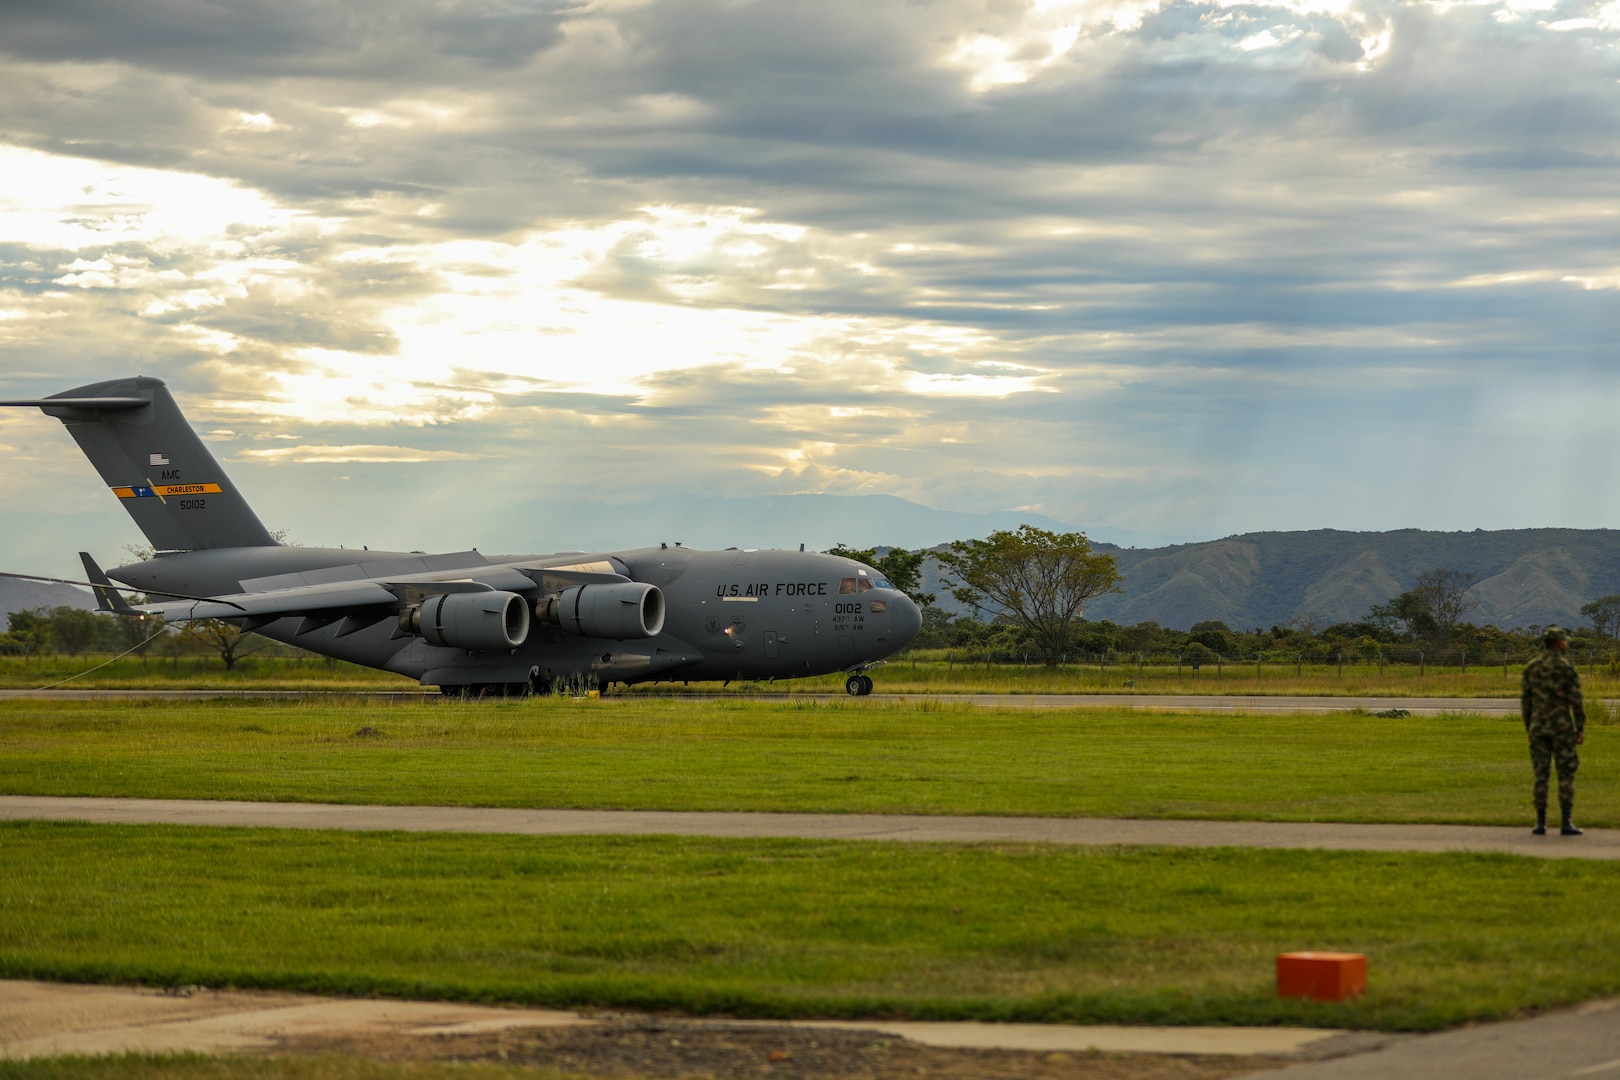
[{"xmin": 891, "ymin": 591, "xmax": 922, "ymax": 646}]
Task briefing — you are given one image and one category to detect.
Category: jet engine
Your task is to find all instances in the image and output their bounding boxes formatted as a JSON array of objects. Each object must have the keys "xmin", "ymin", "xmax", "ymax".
[
  {"xmin": 536, "ymin": 582, "xmax": 665, "ymax": 640},
  {"xmin": 402, "ymin": 590, "xmax": 531, "ymax": 651}
]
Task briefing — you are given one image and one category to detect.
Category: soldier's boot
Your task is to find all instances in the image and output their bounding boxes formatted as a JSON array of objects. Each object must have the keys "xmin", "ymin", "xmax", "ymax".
[
  {"xmin": 1532, "ymin": 806, "xmax": 1547, "ymax": 836},
  {"xmin": 1560, "ymin": 804, "xmax": 1582, "ymax": 837}
]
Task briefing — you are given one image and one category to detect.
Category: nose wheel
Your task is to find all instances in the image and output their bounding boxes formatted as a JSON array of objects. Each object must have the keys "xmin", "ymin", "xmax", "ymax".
[{"xmin": 845, "ymin": 673, "xmax": 874, "ymax": 696}]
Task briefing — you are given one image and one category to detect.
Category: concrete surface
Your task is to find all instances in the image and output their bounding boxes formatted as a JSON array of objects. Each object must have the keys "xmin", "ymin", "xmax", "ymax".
[
  {"xmin": 0, "ymin": 980, "xmax": 588, "ymax": 1060},
  {"xmin": 1239, "ymin": 997, "xmax": 1620, "ymax": 1078},
  {"xmin": 0, "ymin": 980, "xmax": 1349, "ymax": 1060},
  {"xmin": 2, "ymin": 795, "xmax": 1612, "ymax": 859}
]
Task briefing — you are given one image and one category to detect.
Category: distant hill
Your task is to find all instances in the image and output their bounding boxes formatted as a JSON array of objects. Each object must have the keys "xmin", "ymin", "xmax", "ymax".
[
  {"xmin": 921, "ymin": 528, "xmax": 1620, "ymax": 631},
  {"xmin": 0, "ymin": 578, "xmax": 95, "ymax": 624}
]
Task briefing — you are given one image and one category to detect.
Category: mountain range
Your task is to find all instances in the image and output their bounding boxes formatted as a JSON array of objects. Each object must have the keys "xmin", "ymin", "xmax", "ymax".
[
  {"xmin": 921, "ymin": 528, "xmax": 1620, "ymax": 631},
  {"xmin": 0, "ymin": 578, "xmax": 95, "ymax": 625}
]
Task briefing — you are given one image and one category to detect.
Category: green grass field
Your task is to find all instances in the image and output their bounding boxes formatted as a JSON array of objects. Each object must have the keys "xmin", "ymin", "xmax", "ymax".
[
  {"xmin": 6, "ymin": 651, "xmax": 1618, "ymax": 697},
  {"xmin": 6, "ymin": 695, "xmax": 1618, "ymax": 1041},
  {"xmin": 3, "ymin": 821, "xmax": 1618, "ymax": 1032},
  {"xmin": 1, "ymin": 697, "xmax": 1612, "ymax": 825}
]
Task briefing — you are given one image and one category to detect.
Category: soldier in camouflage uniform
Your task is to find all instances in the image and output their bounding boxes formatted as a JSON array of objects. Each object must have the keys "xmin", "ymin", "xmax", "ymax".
[{"xmin": 1521, "ymin": 626, "xmax": 1587, "ymax": 836}]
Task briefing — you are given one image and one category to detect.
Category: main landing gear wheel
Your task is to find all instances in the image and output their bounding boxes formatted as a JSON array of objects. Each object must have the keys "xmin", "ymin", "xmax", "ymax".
[{"xmin": 845, "ymin": 674, "xmax": 874, "ymax": 696}]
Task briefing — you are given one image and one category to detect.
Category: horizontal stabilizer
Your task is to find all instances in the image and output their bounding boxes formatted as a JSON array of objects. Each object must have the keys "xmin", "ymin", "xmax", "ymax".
[
  {"xmin": 0, "ymin": 396, "xmax": 149, "ymax": 409},
  {"xmin": 79, "ymin": 552, "xmax": 136, "ymax": 615},
  {"xmin": 0, "ymin": 568, "xmax": 240, "ymax": 611}
]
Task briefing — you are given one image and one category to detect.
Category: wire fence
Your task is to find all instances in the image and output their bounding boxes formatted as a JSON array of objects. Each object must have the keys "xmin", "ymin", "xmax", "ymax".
[{"xmin": 921, "ymin": 646, "xmax": 1620, "ymax": 675}]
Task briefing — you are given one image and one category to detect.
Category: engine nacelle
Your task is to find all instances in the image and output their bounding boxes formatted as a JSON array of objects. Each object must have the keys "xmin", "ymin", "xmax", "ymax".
[
  {"xmin": 403, "ymin": 590, "xmax": 531, "ymax": 651},
  {"xmin": 537, "ymin": 582, "xmax": 665, "ymax": 640}
]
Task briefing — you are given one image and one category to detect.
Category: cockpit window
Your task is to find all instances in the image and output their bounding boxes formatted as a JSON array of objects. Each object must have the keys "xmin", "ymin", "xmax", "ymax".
[
  {"xmin": 839, "ymin": 577, "xmax": 858, "ymax": 594},
  {"xmin": 873, "ymin": 577, "xmax": 893, "ymax": 589}
]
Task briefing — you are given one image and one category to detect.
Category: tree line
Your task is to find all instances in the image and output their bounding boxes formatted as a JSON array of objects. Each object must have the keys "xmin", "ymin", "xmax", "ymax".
[
  {"xmin": 840, "ymin": 527, "xmax": 1620, "ymax": 662},
  {"xmin": 2, "ymin": 607, "xmax": 279, "ymax": 670}
]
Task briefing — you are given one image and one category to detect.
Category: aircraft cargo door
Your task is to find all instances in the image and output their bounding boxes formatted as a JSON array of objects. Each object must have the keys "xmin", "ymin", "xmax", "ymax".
[{"xmin": 764, "ymin": 631, "xmax": 779, "ymax": 659}]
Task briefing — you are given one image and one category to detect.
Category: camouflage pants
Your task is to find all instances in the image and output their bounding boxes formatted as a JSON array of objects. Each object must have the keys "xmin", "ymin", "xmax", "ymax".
[{"xmin": 1528, "ymin": 734, "xmax": 1580, "ymax": 809}]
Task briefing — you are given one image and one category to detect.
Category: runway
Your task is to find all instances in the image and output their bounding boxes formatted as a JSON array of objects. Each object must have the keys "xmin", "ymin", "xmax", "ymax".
[
  {"xmin": 3, "ymin": 795, "xmax": 1610, "ymax": 859},
  {"xmin": 0, "ymin": 687, "xmax": 1527, "ymax": 713}
]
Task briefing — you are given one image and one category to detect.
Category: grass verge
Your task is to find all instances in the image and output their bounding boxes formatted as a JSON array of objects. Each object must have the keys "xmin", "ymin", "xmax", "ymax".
[
  {"xmin": 3, "ymin": 822, "xmax": 1617, "ymax": 1033},
  {"xmin": 1, "ymin": 698, "xmax": 1613, "ymax": 825}
]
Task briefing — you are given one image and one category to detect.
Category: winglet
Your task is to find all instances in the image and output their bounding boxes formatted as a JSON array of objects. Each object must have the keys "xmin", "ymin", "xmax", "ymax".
[{"xmin": 79, "ymin": 552, "xmax": 137, "ymax": 615}]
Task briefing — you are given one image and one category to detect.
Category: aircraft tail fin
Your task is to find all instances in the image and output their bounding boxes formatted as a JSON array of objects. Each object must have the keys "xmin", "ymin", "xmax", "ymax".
[{"xmin": 1, "ymin": 376, "xmax": 276, "ymax": 552}]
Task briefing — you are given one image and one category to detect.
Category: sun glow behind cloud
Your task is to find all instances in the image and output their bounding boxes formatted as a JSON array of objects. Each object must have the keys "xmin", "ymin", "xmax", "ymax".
[
  {"xmin": 1, "ymin": 145, "xmax": 1052, "ymax": 429},
  {"xmin": 0, "ymin": 145, "xmax": 300, "ymax": 252}
]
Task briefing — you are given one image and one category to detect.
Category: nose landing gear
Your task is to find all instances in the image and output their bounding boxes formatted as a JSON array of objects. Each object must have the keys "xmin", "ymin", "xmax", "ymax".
[{"xmin": 844, "ymin": 673, "xmax": 874, "ymax": 696}]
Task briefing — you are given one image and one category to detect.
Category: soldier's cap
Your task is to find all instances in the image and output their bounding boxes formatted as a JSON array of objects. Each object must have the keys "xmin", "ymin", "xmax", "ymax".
[{"xmin": 1543, "ymin": 626, "xmax": 1568, "ymax": 645}]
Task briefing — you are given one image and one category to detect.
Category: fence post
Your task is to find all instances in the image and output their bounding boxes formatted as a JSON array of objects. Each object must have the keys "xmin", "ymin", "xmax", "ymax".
[
  {"xmin": 1256, "ymin": 655, "xmax": 1262, "ymax": 679},
  {"xmin": 1337, "ymin": 653, "xmax": 1343, "ymax": 677},
  {"xmin": 1296, "ymin": 652, "xmax": 1302, "ymax": 677},
  {"xmin": 1419, "ymin": 651, "xmax": 1424, "ymax": 677},
  {"xmin": 1461, "ymin": 649, "xmax": 1467, "ymax": 675},
  {"xmin": 1177, "ymin": 653, "xmax": 1183, "ymax": 676}
]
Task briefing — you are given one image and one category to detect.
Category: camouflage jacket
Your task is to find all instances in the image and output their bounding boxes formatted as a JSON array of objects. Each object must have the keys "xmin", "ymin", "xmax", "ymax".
[{"xmin": 1521, "ymin": 648, "xmax": 1586, "ymax": 739}]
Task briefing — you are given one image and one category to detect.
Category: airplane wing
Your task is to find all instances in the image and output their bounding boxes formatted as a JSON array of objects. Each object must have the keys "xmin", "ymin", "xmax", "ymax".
[{"xmin": 125, "ymin": 560, "xmax": 640, "ymax": 636}]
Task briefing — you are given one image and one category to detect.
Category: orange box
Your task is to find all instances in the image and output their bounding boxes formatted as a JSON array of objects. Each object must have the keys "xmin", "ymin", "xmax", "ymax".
[{"xmin": 1276, "ymin": 952, "xmax": 1367, "ymax": 1001}]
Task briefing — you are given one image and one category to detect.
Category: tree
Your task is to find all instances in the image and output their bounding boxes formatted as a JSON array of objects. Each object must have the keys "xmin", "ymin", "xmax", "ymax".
[
  {"xmin": 49, "ymin": 606, "xmax": 101, "ymax": 657},
  {"xmin": 180, "ymin": 619, "xmax": 269, "ymax": 671},
  {"xmin": 1186, "ymin": 620, "xmax": 1234, "ymax": 657},
  {"xmin": 113, "ymin": 611, "xmax": 166, "ymax": 665},
  {"xmin": 827, "ymin": 544, "xmax": 936, "ymax": 607},
  {"xmin": 935, "ymin": 525, "xmax": 1121, "ymax": 661},
  {"xmin": 1288, "ymin": 610, "xmax": 1326, "ymax": 637},
  {"xmin": 1368, "ymin": 571, "xmax": 1478, "ymax": 646},
  {"xmin": 5, "ymin": 609, "xmax": 54, "ymax": 659},
  {"xmin": 1368, "ymin": 590, "xmax": 1437, "ymax": 641},
  {"xmin": 1118, "ymin": 620, "xmax": 1170, "ymax": 654},
  {"xmin": 1411, "ymin": 568, "xmax": 1479, "ymax": 645},
  {"xmin": 1182, "ymin": 642, "xmax": 1217, "ymax": 669},
  {"xmin": 1580, "ymin": 594, "xmax": 1620, "ymax": 639}
]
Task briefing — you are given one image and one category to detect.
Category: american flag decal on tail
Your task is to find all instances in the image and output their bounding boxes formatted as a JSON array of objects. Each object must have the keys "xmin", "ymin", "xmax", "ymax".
[{"xmin": 150, "ymin": 453, "xmax": 169, "ymax": 466}]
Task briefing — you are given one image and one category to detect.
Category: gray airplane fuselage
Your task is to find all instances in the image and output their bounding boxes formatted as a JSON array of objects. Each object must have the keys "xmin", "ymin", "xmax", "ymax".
[
  {"xmin": 2, "ymin": 375, "xmax": 921, "ymax": 694},
  {"xmin": 109, "ymin": 542, "xmax": 921, "ymax": 690}
]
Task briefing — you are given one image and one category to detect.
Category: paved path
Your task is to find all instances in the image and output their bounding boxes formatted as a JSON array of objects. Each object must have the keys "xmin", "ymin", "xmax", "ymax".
[
  {"xmin": 0, "ymin": 687, "xmax": 1530, "ymax": 713},
  {"xmin": 11, "ymin": 979, "xmax": 1620, "ymax": 1078},
  {"xmin": 1241, "ymin": 997, "xmax": 1620, "ymax": 1079},
  {"xmin": 0, "ymin": 979, "xmax": 1358, "ymax": 1060},
  {"xmin": 3, "ymin": 796, "xmax": 1612, "ymax": 859}
]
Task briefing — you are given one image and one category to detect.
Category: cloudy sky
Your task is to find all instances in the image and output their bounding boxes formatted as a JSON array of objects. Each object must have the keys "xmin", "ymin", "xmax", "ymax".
[{"xmin": 2, "ymin": 0, "xmax": 1618, "ymax": 576}]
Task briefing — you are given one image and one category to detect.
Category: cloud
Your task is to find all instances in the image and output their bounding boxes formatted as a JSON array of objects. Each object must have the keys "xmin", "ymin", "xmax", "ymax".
[
  {"xmin": 4, "ymin": 0, "xmax": 1620, "ymax": 579},
  {"xmin": 236, "ymin": 443, "xmax": 486, "ymax": 464}
]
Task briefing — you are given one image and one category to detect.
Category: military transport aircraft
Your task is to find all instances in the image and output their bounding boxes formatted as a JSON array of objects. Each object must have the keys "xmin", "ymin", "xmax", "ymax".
[{"xmin": 0, "ymin": 376, "xmax": 921, "ymax": 696}]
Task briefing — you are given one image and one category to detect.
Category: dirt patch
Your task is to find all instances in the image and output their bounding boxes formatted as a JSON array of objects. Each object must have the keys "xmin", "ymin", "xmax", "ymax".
[{"xmin": 288, "ymin": 1019, "xmax": 1285, "ymax": 1080}]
